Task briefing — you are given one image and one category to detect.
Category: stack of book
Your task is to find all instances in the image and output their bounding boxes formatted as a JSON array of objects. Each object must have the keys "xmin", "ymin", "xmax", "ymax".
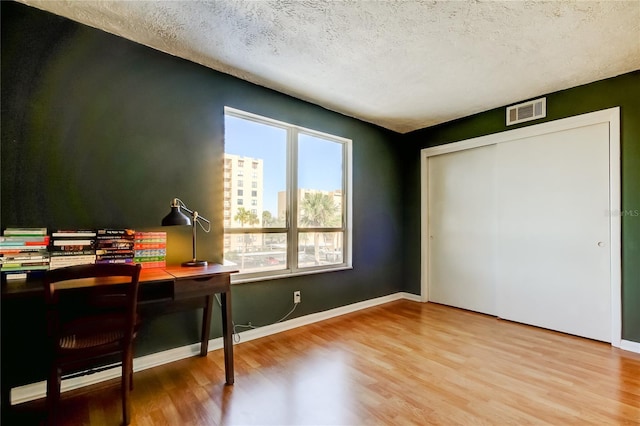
[
  {"xmin": 134, "ymin": 231, "xmax": 167, "ymax": 269},
  {"xmin": 96, "ymin": 229, "xmax": 135, "ymax": 264},
  {"xmin": 49, "ymin": 230, "xmax": 97, "ymax": 269},
  {"xmin": 0, "ymin": 228, "xmax": 50, "ymax": 280}
]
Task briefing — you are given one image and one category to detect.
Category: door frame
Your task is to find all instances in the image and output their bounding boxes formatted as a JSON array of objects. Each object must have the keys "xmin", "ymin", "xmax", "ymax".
[{"xmin": 420, "ymin": 107, "xmax": 621, "ymax": 347}]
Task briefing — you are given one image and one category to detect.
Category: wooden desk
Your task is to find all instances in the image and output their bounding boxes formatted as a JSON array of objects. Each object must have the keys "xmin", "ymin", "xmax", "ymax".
[
  {"xmin": 1, "ymin": 264, "xmax": 238, "ymax": 395},
  {"xmin": 163, "ymin": 265, "xmax": 237, "ymax": 384}
]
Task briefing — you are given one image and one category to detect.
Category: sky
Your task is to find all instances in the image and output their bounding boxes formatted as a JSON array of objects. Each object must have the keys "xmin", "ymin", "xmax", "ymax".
[{"xmin": 225, "ymin": 114, "xmax": 343, "ymax": 214}]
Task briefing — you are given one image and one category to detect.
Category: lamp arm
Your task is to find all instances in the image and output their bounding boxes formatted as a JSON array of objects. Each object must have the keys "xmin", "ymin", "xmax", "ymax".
[
  {"xmin": 193, "ymin": 211, "xmax": 211, "ymax": 233},
  {"xmin": 172, "ymin": 198, "xmax": 193, "ymax": 215},
  {"xmin": 173, "ymin": 198, "xmax": 211, "ymax": 233}
]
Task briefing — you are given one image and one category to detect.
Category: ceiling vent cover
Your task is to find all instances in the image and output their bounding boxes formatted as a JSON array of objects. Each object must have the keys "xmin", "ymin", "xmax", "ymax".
[{"xmin": 506, "ymin": 97, "xmax": 546, "ymax": 126}]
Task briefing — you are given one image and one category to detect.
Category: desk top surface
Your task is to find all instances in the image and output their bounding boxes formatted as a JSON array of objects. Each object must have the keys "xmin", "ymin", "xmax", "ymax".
[
  {"xmin": 164, "ymin": 264, "xmax": 239, "ymax": 279},
  {"xmin": 1, "ymin": 264, "xmax": 239, "ymax": 298}
]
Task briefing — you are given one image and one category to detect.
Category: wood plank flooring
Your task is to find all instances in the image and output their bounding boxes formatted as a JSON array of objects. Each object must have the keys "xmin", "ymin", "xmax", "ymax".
[{"xmin": 5, "ymin": 300, "xmax": 640, "ymax": 425}]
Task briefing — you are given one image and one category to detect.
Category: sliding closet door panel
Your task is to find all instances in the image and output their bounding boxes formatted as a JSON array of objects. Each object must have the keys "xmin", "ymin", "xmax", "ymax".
[
  {"xmin": 428, "ymin": 145, "xmax": 497, "ymax": 315},
  {"xmin": 496, "ymin": 123, "xmax": 611, "ymax": 342}
]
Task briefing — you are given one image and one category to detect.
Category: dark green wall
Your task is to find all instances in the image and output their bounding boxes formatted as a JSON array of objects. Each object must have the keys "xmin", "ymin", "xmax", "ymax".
[
  {"xmin": 3, "ymin": 2, "xmax": 637, "ymax": 385},
  {"xmin": 401, "ymin": 71, "xmax": 640, "ymax": 343},
  {"xmin": 1, "ymin": 1, "xmax": 404, "ymax": 372}
]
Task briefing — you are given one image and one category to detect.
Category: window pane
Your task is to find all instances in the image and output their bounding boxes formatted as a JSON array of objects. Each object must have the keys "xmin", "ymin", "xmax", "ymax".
[
  {"xmin": 224, "ymin": 233, "xmax": 287, "ymax": 273},
  {"xmin": 225, "ymin": 108, "xmax": 351, "ymax": 279},
  {"xmin": 298, "ymin": 232, "xmax": 343, "ymax": 267},
  {"xmin": 297, "ymin": 134, "xmax": 343, "ymax": 228},
  {"xmin": 225, "ymin": 115, "xmax": 287, "ymax": 228}
]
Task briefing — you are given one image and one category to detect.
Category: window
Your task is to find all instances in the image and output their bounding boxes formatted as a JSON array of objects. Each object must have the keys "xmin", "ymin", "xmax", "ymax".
[
  {"xmin": 224, "ymin": 107, "xmax": 351, "ymax": 281},
  {"xmin": 237, "ymin": 190, "xmax": 243, "ymax": 197}
]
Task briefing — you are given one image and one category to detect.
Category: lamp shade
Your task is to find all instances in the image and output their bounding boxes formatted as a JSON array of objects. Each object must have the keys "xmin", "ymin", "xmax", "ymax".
[{"xmin": 161, "ymin": 206, "xmax": 192, "ymax": 226}]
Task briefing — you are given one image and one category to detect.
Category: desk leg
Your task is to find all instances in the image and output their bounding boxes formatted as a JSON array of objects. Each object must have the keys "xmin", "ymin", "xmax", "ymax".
[
  {"xmin": 221, "ymin": 289, "xmax": 234, "ymax": 385},
  {"xmin": 200, "ymin": 295, "xmax": 213, "ymax": 357}
]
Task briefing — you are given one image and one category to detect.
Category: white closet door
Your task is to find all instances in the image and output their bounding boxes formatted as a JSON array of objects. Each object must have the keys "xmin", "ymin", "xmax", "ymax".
[
  {"xmin": 428, "ymin": 145, "xmax": 497, "ymax": 315},
  {"xmin": 495, "ymin": 123, "xmax": 611, "ymax": 342}
]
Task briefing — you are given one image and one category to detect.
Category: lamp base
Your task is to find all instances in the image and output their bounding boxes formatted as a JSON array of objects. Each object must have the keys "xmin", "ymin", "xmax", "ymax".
[{"xmin": 182, "ymin": 260, "xmax": 208, "ymax": 267}]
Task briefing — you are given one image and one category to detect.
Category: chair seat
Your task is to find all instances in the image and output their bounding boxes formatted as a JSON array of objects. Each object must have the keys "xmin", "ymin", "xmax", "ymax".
[
  {"xmin": 60, "ymin": 330, "xmax": 124, "ymax": 350},
  {"xmin": 57, "ymin": 313, "xmax": 140, "ymax": 352}
]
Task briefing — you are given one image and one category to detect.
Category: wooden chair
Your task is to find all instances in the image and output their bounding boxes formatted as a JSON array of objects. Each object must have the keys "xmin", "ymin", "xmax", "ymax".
[{"xmin": 43, "ymin": 263, "xmax": 142, "ymax": 425}]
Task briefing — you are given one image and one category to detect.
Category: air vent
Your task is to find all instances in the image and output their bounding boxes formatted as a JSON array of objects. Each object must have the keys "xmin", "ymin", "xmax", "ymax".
[{"xmin": 506, "ymin": 97, "xmax": 546, "ymax": 126}]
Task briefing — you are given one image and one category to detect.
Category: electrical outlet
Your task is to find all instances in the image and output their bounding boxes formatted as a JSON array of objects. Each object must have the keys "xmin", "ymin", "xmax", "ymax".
[{"xmin": 293, "ymin": 291, "xmax": 301, "ymax": 304}]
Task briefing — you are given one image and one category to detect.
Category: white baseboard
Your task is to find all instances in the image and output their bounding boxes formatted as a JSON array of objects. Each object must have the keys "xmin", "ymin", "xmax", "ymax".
[
  {"xmin": 11, "ymin": 292, "xmax": 420, "ymax": 405},
  {"xmin": 620, "ymin": 339, "xmax": 640, "ymax": 354}
]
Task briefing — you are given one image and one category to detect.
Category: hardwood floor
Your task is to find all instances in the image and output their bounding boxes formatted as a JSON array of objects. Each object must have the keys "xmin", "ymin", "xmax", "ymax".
[{"xmin": 5, "ymin": 300, "xmax": 640, "ymax": 425}]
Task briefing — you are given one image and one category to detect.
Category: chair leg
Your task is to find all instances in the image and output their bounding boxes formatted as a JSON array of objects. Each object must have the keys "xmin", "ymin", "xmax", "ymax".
[
  {"xmin": 46, "ymin": 366, "xmax": 61, "ymax": 426},
  {"xmin": 129, "ymin": 354, "xmax": 134, "ymax": 391},
  {"xmin": 2, "ymin": 383, "xmax": 12, "ymax": 425},
  {"xmin": 122, "ymin": 352, "xmax": 132, "ymax": 425}
]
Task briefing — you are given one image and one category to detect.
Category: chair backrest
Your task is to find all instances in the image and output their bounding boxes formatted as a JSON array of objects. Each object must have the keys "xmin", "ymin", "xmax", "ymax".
[{"xmin": 43, "ymin": 263, "xmax": 142, "ymax": 356}]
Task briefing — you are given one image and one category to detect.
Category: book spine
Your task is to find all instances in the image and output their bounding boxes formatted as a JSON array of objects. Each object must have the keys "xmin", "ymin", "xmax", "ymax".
[
  {"xmin": 138, "ymin": 261, "xmax": 167, "ymax": 269},
  {"xmin": 96, "ymin": 229, "xmax": 136, "ymax": 237},
  {"xmin": 50, "ymin": 250, "xmax": 96, "ymax": 256},
  {"xmin": 134, "ymin": 232, "xmax": 166, "ymax": 237},
  {"xmin": 0, "ymin": 255, "xmax": 48, "ymax": 261},
  {"xmin": 1, "ymin": 265, "xmax": 50, "ymax": 272},
  {"xmin": 95, "ymin": 258, "xmax": 134, "ymax": 264},
  {"xmin": 0, "ymin": 236, "xmax": 50, "ymax": 244},
  {"xmin": 0, "ymin": 246, "xmax": 48, "ymax": 252},
  {"xmin": 52, "ymin": 240, "xmax": 95, "ymax": 246},
  {"xmin": 96, "ymin": 254, "xmax": 134, "ymax": 260},
  {"xmin": 1, "ymin": 261, "xmax": 49, "ymax": 268},
  {"xmin": 52, "ymin": 231, "xmax": 97, "ymax": 238},
  {"xmin": 50, "ymin": 255, "xmax": 97, "ymax": 262},
  {"xmin": 134, "ymin": 249, "xmax": 167, "ymax": 256},
  {"xmin": 4, "ymin": 272, "xmax": 28, "ymax": 280},
  {"xmin": 134, "ymin": 243, "xmax": 167, "ymax": 249},
  {"xmin": 134, "ymin": 256, "xmax": 165, "ymax": 262},
  {"xmin": 49, "ymin": 247, "xmax": 96, "ymax": 253},
  {"xmin": 3, "ymin": 228, "xmax": 47, "ymax": 236},
  {"xmin": 95, "ymin": 249, "xmax": 134, "ymax": 255},
  {"xmin": 0, "ymin": 247, "xmax": 48, "ymax": 253}
]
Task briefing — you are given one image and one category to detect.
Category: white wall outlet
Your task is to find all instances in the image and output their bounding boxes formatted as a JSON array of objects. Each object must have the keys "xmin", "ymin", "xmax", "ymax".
[{"xmin": 293, "ymin": 291, "xmax": 301, "ymax": 304}]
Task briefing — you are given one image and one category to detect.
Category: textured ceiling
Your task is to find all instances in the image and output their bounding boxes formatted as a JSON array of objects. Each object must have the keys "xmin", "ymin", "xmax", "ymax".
[{"xmin": 17, "ymin": 0, "xmax": 640, "ymax": 133}]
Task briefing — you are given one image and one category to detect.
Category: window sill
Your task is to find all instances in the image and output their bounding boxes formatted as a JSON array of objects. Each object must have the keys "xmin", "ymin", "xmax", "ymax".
[{"xmin": 230, "ymin": 265, "xmax": 353, "ymax": 285}]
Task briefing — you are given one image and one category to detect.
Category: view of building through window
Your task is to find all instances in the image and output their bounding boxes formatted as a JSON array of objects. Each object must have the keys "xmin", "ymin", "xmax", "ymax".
[{"xmin": 223, "ymin": 108, "xmax": 350, "ymax": 277}]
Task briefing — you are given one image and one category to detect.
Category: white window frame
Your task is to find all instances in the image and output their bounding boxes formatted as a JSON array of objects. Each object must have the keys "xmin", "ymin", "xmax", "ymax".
[{"xmin": 224, "ymin": 107, "xmax": 353, "ymax": 283}]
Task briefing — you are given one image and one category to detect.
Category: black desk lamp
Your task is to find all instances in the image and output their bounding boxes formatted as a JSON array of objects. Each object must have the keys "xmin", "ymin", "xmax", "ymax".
[{"xmin": 161, "ymin": 198, "xmax": 211, "ymax": 267}]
